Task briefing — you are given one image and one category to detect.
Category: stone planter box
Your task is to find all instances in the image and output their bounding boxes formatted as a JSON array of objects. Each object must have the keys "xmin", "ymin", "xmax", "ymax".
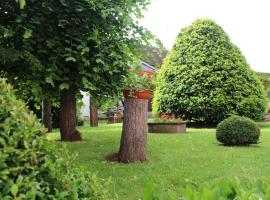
[{"xmin": 148, "ymin": 122, "xmax": 187, "ymax": 133}]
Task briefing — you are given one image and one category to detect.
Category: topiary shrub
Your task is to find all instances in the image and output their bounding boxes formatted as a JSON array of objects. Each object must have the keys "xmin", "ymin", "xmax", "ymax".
[
  {"xmin": 0, "ymin": 79, "xmax": 110, "ymax": 199},
  {"xmin": 153, "ymin": 18, "xmax": 268, "ymax": 124},
  {"xmin": 216, "ymin": 115, "xmax": 260, "ymax": 146}
]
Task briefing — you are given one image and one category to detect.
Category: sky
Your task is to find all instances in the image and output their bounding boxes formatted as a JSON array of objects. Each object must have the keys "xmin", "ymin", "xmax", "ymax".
[{"xmin": 140, "ymin": 0, "xmax": 270, "ymax": 73}]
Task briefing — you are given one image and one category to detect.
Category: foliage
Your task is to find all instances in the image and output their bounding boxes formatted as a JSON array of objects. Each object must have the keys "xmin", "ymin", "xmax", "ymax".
[
  {"xmin": 0, "ymin": 0, "xmax": 160, "ymax": 97},
  {"xmin": 0, "ymin": 47, "xmax": 55, "ymax": 107},
  {"xmin": 148, "ymin": 113, "xmax": 183, "ymax": 123},
  {"xmin": 123, "ymin": 64, "xmax": 155, "ymax": 91},
  {"xmin": 216, "ymin": 115, "xmax": 260, "ymax": 145},
  {"xmin": 0, "ymin": 79, "xmax": 110, "ymax": 199},
  {"xmin": 153, "ymin": 18, "xmax": 268, "ymax": 124},
  {"xmin": 143, "ymin": 177, "xmax": 270, "ymax": 200},
  {"xmin": 179, "ymin": 177, "xmax": 270, "ymax": 200},
  {"xmin": 98, "ymin": 95, "xmax": 122, "ymax": 112},
  {"xmin": 1, "ymin": 0, "xmax": 162, "ymax": 138}
]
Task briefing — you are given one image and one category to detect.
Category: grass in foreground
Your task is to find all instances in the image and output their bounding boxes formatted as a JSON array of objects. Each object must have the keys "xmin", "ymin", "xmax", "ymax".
[{"xmin": 48, "ymin": 122, "xmax": 270, "ymax": 199}]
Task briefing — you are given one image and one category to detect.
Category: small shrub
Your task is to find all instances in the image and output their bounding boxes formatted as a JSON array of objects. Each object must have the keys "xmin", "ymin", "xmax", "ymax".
[
  {"xmin": 0, "ymin": 79, "xmax": 110, "ymax": 199},
  {"xmin": 216, "ymin": 116, "xmax": 260, "ymax": 145}
]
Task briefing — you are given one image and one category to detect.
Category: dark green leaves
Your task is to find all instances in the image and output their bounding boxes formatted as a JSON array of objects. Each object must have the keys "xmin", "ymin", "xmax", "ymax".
[
  {"xmin": 23, "ymin": 29, "xmax": 32, "ymax": 39},
  {"xmin": 19, "ymin": 0, "xmax": 26, "ymax": 9}
]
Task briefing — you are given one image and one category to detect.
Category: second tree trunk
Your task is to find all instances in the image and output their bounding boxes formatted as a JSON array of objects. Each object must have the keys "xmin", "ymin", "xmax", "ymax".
[
  {"xmin": 90, "ymin": 100, "xmax": 98, "ymax": 127},
  {"xmin": 118, "ymin": 98, "xmax": 148, "ymax": 163},
  {"xmin": 42, "ymin": 98, "xmax": 52, "ymax": 133},
  {"xmin": 60, "ymin": 86, "xmax": 82, "ymax": 141}
]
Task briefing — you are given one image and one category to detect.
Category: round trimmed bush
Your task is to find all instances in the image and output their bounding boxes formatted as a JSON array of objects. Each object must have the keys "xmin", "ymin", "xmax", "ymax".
[
  {"xmin": 216, "ymin": 116, "xmax": 260, "ymax": 145},
  {"xmin": 153, "ymin": 18, "xmax": 268, "ymax": 124},
  {"xmin": 0, "ymin": 79, "xmax": 109, "ymax": 199}
]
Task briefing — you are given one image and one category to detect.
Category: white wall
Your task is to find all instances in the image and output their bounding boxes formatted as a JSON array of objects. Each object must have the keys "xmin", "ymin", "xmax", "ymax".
[{"xmin": 80, "ymin": 92, "xmax": 90, "ymax": 119}]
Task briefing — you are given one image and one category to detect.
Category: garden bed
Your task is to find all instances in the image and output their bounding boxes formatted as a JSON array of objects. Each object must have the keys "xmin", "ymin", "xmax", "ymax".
[{"xmin": 148, "ymin": 122, "xmax": 187, "ymax": 133}]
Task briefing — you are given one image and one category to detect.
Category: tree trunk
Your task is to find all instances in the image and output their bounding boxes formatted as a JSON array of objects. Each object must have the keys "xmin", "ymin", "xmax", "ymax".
[
  {"xmin": 118, "ymin": 98, "xmax": 148, "ymax": 163},
  {"xmin": 42, "ymin": 98, "xmax": 52, "ymax": 132},
  {"xmin": 90, "ymin": 99, "xmax": 98, "ymax": 127},
  {"xmin": 60, "ymin": 86, "xmax": 82, "ymax": 141}
]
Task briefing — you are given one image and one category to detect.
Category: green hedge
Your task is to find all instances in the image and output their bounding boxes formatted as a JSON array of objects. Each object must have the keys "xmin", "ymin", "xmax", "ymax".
[
  {"xmin": 153, "ymin": 18, "xmax": 268, "ymax": 124},
  {"xmin": 216, "ymin": 116, "xmax": 260, "ymax": 145},
  {"xmin": 0, "ymin": 79, "xmax": 110, "ymax": 199}
]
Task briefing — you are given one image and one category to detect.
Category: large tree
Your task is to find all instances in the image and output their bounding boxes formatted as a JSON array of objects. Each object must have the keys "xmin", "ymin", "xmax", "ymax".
[
  {"xmin": 1, "ymin": 0, "xmax": 159, "ymax": 141},
  {"xmin": 153, "ymin": 18, "xmax": 268, "ymax": 124}
]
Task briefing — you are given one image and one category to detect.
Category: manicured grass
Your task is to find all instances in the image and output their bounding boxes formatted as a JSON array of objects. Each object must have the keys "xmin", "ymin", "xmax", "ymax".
[{"xmin": 48, "ymin": 122, "xmax": 270, "ymax": 199}]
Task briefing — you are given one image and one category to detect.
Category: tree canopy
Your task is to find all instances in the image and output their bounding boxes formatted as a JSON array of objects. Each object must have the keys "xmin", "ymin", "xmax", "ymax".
[
  {"xmin": 0, "ymin": 0, "xmax": 160, "ymax": 140},
  {"xmin": 1, "ymin": 0, "xmax": 158, "ymax": 94}
]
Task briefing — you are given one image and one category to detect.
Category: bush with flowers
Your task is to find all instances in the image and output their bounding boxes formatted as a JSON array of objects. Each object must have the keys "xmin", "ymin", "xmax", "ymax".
[{"xmin": 149, "ymin": 113, "xmax": 183, "ymax": 123}]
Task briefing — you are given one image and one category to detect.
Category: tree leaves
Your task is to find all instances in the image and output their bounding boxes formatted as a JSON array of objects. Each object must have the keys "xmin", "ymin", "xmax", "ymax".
[
  {"xmin": 11, "ymin": 184, "xmax": 18, "ymax": 197},
  {"xmin": 23, "ymin": 29, "xmax": 32, "ymax": 39},
  {"xmin": 19, "ymin": 0, "xmax": 26, "ymax": 9},
  {"xmin": 45, "ymin": 76, "xmax": 54, "ymax": 86},
  {"xmin": 59, "ymin": 82, "xmax": 69, "ymax": 90},
  {"xmin": 2, "ymin": 0, "xmax": 162, "ymax": 103}
]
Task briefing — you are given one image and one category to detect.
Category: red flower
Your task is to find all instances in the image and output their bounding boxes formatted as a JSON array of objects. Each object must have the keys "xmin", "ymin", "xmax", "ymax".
[
  {"xmin": 161, "ymin": 113, "xmax": 175, "ymax": 120},
  {"xmin": 136, "ymin": 70, "xmax": 154, "ymax": 78}
]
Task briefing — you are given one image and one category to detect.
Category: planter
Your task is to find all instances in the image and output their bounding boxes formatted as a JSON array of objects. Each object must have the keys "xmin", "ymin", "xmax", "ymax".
[
  {"xmin": 122, "ymin": 88, "xmax": 151, "ymax": 99},
  {"xmin": 148, "ymin": 122, "xmax": 187, "ymax": 133}
]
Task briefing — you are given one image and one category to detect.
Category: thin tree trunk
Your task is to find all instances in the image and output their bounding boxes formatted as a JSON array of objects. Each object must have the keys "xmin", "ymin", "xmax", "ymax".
[
  {"xmin": 42, "ymin": 98, "xmax": 52, "ymax": 132},
  {"xmin": 90, "ymin": 99, "xmax": 98, "ymax": 127},
  {"xmin": 118, "ymin": 98, "xmax": 148, "ymax": 163},
  {"xmin": 60, "ymin": 86, "xmax": 82, "ymax": 141}
]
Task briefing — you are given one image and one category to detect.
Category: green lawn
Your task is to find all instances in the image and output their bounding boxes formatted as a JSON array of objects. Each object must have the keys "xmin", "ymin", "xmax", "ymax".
[{"xmin": 48, "ymin": 122, "xmax": 270, "ymax": 199}]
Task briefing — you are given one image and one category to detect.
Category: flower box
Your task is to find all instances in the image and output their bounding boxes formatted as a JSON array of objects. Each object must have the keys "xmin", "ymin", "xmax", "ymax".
[
  {"xmin": 148, "ymin": 122, "xmax": 187, "ymax": 133},
  {"xmin": 122, "ymin": 88, "xmax": 151, "ymax": 99}
]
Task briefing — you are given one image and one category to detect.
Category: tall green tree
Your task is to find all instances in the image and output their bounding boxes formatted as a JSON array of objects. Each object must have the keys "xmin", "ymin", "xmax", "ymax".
[
  {"xmin": 153, "ymin": 18, "xmax": 268, "ymax": 124},
  {"xmin": 1, "ymin": 0, "xmax": 159, "ymax": 141}
]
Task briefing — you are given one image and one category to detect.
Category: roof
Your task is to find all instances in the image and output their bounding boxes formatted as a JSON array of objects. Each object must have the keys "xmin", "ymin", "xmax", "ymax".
[
  {"xmin": 141, "ymin": 48, "xmax": 168, "ymax": 68},
  {"xmin": 141, "ymin": 61, "xmax": 157, "ymax": 72}
]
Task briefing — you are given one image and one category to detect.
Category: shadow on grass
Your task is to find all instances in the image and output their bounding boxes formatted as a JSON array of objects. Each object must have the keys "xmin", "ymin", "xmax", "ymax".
[{"xmin": 216, "ymin": 143, "xmax": 264, "ymax": 148}]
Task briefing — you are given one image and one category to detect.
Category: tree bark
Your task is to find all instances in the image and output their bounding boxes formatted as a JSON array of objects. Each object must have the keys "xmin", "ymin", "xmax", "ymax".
[
  {"xmin": 42, "ymin": 98, "xmax": 52, "ymax": 132},
  {"xmin": 90, "ymin": 99, "xmax": 98, "ymax": 127},
  {"xmin": 60, "ymin": 86, "xmax": 82, "ymax": 141},
  {"xmin": 118, "ymin": 98, "xmax": 148, "ymax": 163}
]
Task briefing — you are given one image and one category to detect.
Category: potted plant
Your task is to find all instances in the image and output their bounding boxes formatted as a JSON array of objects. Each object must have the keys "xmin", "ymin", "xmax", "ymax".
[
  {"xmin": 122, "ymin": 68, "xmax": 155, "ymax": 99},
  {"xmin": 148, "ymin": 113, "xmax": 187, "ymax": 133}
]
